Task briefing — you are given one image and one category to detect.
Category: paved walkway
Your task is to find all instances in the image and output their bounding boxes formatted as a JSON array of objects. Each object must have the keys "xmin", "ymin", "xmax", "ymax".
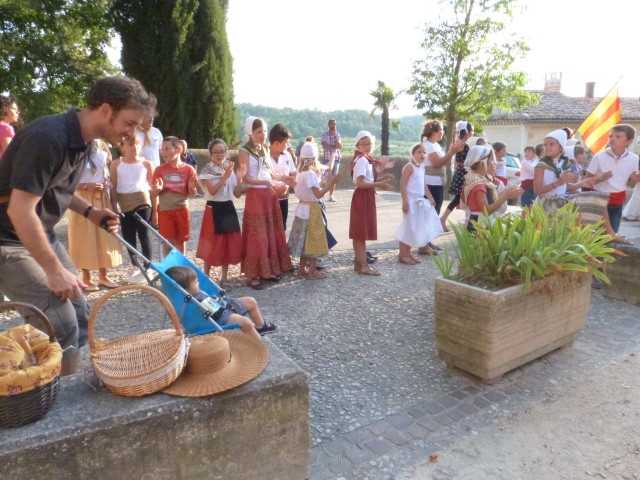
[{"xmin": 59, "ymin": 189, "xmax": 640, "ymax": 479}]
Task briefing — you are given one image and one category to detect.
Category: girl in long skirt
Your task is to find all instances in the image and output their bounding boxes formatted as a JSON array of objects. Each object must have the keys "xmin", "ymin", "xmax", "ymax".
[
  {"xmin": 68, "ymin": 139, "xmax": 122, "ymax": 290},
  {"xmin": 349, "ymin": 131, "xmax": 394, "ymax": 276},
  {"xmin": 239, "ymin": 117, "xmax": 293, "ymax": 290},
  {"xmin": 196, "ymin": 139, "xmax": 245, "ymax": 290},
  {"xmin": 287, "ymin": 141, "xmax": 341, "ymax": 279}
]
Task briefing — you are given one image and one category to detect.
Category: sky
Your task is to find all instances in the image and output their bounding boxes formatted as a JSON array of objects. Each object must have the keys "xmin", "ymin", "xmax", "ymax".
[{"xmin": 226, "ymin": 0, "xmax": 640, "ymax": 117}]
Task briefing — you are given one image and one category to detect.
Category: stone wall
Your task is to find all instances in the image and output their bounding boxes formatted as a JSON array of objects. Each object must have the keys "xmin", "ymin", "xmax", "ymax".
[{"xmin": 0, "ymin": 339, "xmax": 309, "ymax": 480}]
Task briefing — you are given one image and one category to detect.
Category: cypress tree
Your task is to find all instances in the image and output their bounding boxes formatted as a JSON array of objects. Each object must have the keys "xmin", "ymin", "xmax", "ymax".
[{"xmin": 111, "ymin": 0, "xmax": 236, "ymax": 147}]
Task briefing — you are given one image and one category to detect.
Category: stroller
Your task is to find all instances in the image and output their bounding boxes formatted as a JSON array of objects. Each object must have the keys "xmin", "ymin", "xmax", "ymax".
[{"xmin": 111, "ymin": 213, "xmax": 240, "ymax": 336}]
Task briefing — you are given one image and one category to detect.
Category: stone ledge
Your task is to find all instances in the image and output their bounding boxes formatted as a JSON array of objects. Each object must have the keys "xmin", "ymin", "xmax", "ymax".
[
  {"xmin": 1, "ymin": 338, "xmax": 309, "ymax": 480},
  {"xmin": 602, "ymin": 237, "xmax": 640, "ymax": 305}
]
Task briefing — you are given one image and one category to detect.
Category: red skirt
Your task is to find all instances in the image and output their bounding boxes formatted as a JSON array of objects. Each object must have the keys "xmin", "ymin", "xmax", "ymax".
[
  {"xmin": 349, "ymin": 188, "xmax": 377, "ymax": 241},
  {"xmin": 241, "ymin": 188, "xmax": 293, "ymax": 278},
  {"xmin": 196, "ymin": 204, "xmax": 242, "ymax": 266}
]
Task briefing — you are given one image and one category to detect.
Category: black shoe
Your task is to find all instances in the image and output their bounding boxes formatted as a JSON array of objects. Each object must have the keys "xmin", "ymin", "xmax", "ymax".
[
  {"xmin": 591, "ymin": 278, "xmax": 602, "ymax": 290},
  {"xmin": 263, "ymin": 276, "xmax": 281, "ymax": 283},
  {"xmin": 366, "ymin": 251, "xmax": 378, "ymax": 263},
  {"xmin": 316, "ymin": 263, "xmax": 325, "ymax": 270},
  {"xmin": 256, "ymin": 322, "xmax": 278, "ymax": 336}
]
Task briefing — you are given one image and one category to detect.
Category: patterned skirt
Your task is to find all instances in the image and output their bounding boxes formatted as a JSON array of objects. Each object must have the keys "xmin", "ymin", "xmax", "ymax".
[
  {"xmin": 241, "ymin": 188, "xmax": 293, "ymax": 279},
  {"xmin": 287, "ymin": 202, "xmax": 329, "ymax": 258},
  {"xmin": 196, "ymin": 204, "xmax": 242, "ymax": 266},
  {"xmin": 349, "ymin": 188, "xmax": 377, "ymax": 241}
]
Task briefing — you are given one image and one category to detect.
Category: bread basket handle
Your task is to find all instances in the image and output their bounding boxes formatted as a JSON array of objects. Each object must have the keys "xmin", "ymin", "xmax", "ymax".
[
  {"xmin": 0, "ymin": 301, "xmax": 57, "ymax": 343},
  {"xmin": 87, "ymin": 284, "xmax": 182, "ymax": 350}
]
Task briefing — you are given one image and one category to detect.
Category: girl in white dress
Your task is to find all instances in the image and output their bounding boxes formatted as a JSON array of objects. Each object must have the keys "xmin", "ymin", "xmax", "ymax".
[
  {"xmin": 394, "ymin": 143, "xmax": 442, "ymax": 264},
  {"xmin": 622, "ymin": 183, "xmax": 640, "ymax": 221},
  {"xmin": 287, "ymin": 142, "xmax": 341, "ymax": 279}
]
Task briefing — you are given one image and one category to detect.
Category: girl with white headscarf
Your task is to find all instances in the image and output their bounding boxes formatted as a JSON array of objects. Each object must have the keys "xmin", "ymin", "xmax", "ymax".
[
  {"xmin": 533, "ymin": 129, "xmax": 592, "ymax": 199},
  {"xmin": 462, "ymin": 145, "xmax": 522, "ymax": 232}
]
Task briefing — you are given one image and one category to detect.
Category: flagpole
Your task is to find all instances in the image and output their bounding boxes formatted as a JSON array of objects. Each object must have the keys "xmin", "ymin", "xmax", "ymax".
[{"xmin": 571, "ymin": 76, "xmax": 623, "ymax": 138}]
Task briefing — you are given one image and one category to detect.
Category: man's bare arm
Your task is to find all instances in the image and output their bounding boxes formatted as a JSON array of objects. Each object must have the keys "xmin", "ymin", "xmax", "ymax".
[{"xmin": 7, "ymin": 189, "xmax": 84, "ymax": 299}]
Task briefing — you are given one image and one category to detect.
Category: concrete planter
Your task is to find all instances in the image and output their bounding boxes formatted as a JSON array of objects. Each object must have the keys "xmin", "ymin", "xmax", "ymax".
[{"xmin": 434, "ymin": 272, "xmax": 591, "ymax": 383}]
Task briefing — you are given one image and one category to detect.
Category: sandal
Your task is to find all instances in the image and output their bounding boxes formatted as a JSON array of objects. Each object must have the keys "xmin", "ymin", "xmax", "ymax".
[
  {"xmin": 409, "ymin": 254, "xmax": 422, "ymax": 264},
  {"xmin": 417, "ymin": 246, "xmax": 435, "ymax": 256},
  {"xmin": 441, "ymin": 220, "xmax": 450, "ymax": 232},
  {"xmin": 354, "ymin": 259, "xmax": 362, "ymax": 271},
  {"xmin": 358, "ymin": 266, "xmax": 381, "ymax": 276},
  {"xmin": 613, "ymin": 235, "xmax": 634, "ymax": 245},
  {"xmin": 306, "ymin": 271, "xmax": 327, "ymax": 280},
  {"xmin": 98, "ymin": 280, "xmax": 119, "ymax": 289},
  {"xmin": 219, "ymin": 280, "xmax": 232, "ymax": 291},
  {"xmin": 83, "ymin": 284, "xmax": 99, "ymax": 292},
  {"xmin": 248, "ymin": 279, "xmax": 266, "ymax": 290},
  {"xmin": 398, "ymin": 255, "xmax": 417, "ymax": 265},
  {"xmin": 428, "ymin": 242, "xmax": 442, "ymax": 251}
]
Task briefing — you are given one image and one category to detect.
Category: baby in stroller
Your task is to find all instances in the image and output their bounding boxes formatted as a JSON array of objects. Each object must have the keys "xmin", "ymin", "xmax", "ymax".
[{"xmin": 165, "ymin": 266, "xmax": 278, "ymax": 339}]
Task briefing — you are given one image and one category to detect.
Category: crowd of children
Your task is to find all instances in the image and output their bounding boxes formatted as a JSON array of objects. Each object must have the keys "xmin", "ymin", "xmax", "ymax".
[{"xmin": 72, "ymin": 115, "xmax": 639, "ymax": 338}]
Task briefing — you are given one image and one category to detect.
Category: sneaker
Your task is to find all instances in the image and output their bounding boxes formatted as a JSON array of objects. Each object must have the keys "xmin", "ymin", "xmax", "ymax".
[
  {"xmin": 256, "ymin": 322, "xmax": 278, "ymax": 336},
  {"xmin": 328, "ymin": 196, "xmax": 337, "ymax": 203}
]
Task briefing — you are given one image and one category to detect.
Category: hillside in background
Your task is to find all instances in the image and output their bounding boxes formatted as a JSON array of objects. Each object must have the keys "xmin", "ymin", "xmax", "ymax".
[{"xmin": 235, "ymin": 103, "xmax": 426, "ymax": 155}]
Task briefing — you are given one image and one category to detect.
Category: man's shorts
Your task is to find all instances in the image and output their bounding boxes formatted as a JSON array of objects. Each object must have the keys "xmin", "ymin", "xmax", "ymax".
[{"xmin": 158, "ymin": 207, "xmax": 190, "ymax": 241}]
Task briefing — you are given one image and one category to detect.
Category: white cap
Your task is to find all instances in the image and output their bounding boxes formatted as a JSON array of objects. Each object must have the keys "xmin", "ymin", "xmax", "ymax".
[
  {"xmin": 355, "ymin": 130, "xmax": 375, "ymax": 149},
  {"xmin": 544, "ymin": 129, "xmax": 567, "ymax": 150},
  {"xmin": 464, "ymin": 145, "xmax": 493, "ymax": 169},
  {"xmin": 244, "ymin": 116, "xmax": 257, "ymax": 138},
  {"xmin": 299, "ymin": 141, "xmax": 318, "ymax": 159}
]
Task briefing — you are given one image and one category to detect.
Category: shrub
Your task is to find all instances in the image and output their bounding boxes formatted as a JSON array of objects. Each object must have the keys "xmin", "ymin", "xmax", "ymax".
[{"xmin": 434, "ymin": 203, "xmax": 620, "ymax": 290}]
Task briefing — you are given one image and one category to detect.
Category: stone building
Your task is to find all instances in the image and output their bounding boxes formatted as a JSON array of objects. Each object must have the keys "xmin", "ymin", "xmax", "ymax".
[{"xmin": 483, "ymin": 73, "xmax": 640, "ymax": 156}]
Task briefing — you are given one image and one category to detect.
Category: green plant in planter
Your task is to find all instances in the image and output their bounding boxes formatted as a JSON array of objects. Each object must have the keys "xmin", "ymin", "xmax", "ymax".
[{"xmin": 434, "ymin": 203, "xmax": 620, "ymax": 290}]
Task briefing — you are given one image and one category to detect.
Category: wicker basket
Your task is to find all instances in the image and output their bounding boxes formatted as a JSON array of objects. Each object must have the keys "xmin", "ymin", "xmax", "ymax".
[
  {"xmin": 88, "ymin": 285, "xmax": 189, "ymax": 397},
  {"xmin": 0, "ymin": 301, "xmax": 61, "ymax": 428}
]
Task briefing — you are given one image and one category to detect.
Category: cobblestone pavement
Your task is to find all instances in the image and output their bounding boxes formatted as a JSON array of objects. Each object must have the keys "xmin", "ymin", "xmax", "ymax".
[{"xmin": 52, "ymin": 189, "xmax": 640, "ymax": 480}]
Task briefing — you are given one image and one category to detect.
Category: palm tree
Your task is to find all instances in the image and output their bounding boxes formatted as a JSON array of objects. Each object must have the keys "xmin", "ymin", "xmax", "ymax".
[{"xmin": 370, "ymin": 81, "xmax": 403, "ymax": 155}]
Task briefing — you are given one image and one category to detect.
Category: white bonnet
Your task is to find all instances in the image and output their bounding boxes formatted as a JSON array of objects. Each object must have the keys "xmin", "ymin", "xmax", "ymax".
[
  {"xmin": 355, "ymin": 130, "xmax": 375, "ymax": 148},
  {"xmin": 455, "ymin": 120, "xmax": 468, "ymax": 132},
  {"xmin": 299, "ymin": 141, "xmax": 318, "ymax": 159},
  {"xmin": 244, "ymin": 116, "xmax": 258, "ymax": 138},
  {"xmin": 544, "ymin": 129, "xmax": 567, "ymax": 150},
  {"xmin": 464, "ymin": 145, "xmax": 493, "ymax": 169}
]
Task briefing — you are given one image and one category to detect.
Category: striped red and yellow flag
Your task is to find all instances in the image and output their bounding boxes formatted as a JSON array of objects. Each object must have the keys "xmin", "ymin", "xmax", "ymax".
[{"xmin": 577, "ymin": 86, "xmax": 621, "ymax": 154}]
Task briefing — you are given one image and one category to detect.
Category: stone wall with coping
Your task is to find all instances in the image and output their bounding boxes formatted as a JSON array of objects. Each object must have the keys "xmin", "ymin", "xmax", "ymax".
[{"xmin": 0, "ymin": 339, "xmax": 309, "ymax": 480}]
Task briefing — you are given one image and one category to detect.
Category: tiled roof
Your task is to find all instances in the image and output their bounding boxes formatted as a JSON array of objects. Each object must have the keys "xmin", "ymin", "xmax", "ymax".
[{"xmin": 485, "ymin": 90, "xmax": 640, "ymax": 124}]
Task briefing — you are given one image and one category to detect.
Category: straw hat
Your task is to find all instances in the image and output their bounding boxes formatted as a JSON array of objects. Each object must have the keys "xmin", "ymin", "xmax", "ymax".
[{"xmin": 162, "ymin": 331, "xmax": 268, "ymax": 397}]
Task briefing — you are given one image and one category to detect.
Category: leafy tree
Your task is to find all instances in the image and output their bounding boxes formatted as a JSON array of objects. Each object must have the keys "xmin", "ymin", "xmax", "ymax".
[
  {"xmin": 369, "ymin": 81, "xmax": 403, "ymax": 155},
  {"xmin": 0, "ymin": 0, "xmax": 115, "ymax": 122},
  {"xmin": 111, "ymin": 0, "xmax": 236, "ymax": 147},
  {"xmin": 409, "ymin": 0, "xmax": 537, "ymax": 148}
]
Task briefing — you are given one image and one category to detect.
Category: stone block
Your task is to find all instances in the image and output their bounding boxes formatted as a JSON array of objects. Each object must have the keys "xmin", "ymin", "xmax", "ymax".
[
  {"xmin": 0, "ymin": 339, "xmax": 309, "ymax": 480},
  {"xmin": 602, "ymin": 239, "xmax": 640, "ymax": 305}
]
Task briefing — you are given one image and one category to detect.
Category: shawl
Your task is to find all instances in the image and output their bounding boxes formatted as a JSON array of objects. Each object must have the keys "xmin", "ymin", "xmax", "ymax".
[
  {"xmin": 241, "ymin": 139, "xmax": 272, "ymax": 175},
  {"xmin": 463, "ymin": 171, "xmax": 497, "ymax": 209},
  {"xmin": 535, "ymin": 155, "xmax": 570, "ymax": 179}
]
